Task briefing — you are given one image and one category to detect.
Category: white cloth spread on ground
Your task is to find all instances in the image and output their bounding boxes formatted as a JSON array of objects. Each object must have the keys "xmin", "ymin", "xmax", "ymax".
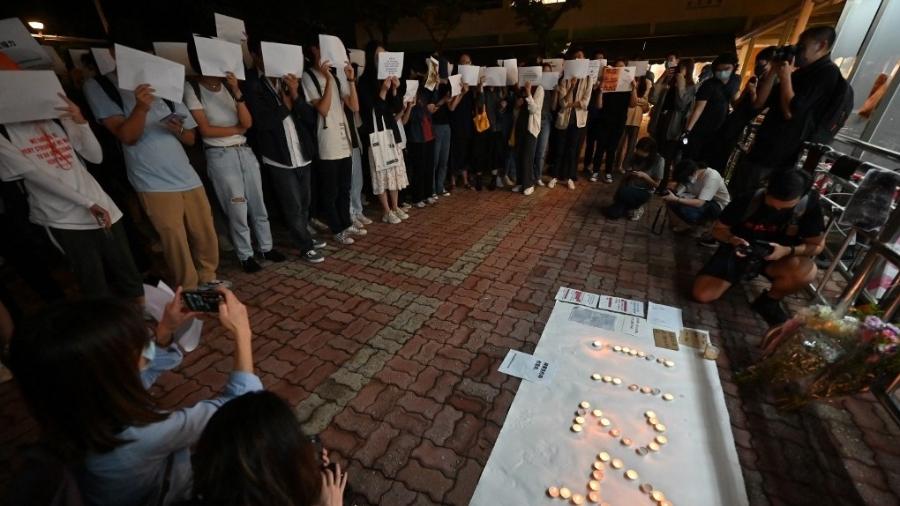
[{"xmin": 471, "ymin": 297, "xmax": 748, "ymax": 506}]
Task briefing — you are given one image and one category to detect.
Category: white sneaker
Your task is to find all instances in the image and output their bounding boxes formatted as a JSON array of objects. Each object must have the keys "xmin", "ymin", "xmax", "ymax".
[
  {"xmin": 536, "ymin": 179, "xmax": 546, "ymax": 187},
  {"xmin": 334, "ymin": 232, "xmax": 355, "ymax": 245},
  {"xmin": 383, "ymin": 211, "xmax": 401, "ymax": 224},
  {"xmin": 432, "ymin": 194, "xmax": 439, "ymax": 201},
  {"xmin": 567, "ymin": 179, "xmax": 576, "ymax": 190},
  {"xmin": 548, "ymin": 178, "xmax": 558, "ymax": 188},
  {"xmin": 426, "ymin": 197, "xmax": 436, "ymax": 205},
  {"xmin": 356, "ymin": 214, "xmax": 373, "ymax": 225},
  {"xmin": 352, "ymin": 218, "xmax": 364, "ymax": 229},
  {"xmin": 589, "ymin": 172, "xmax": 599, "ymax": 182},
  {"xmin": 416, "ymin": 201, "xmax": 426, "ymax": 208},
  {"xmin": 504, "ymin": 175, "xmax": 515, "ymax": 186},
  {"xmin": 604, "ymin": 174, "xmax": 614, "ymax": 184},
  {"xmin": 523, "ymin": 186, "xmax": 534, "ymax": 196},
  {"xmin": 442, "ymin": 191, "xmax": 451, "ymax": 197},
  {"xmin": 395, "ymin": 209, "xmax": 409, "ymax": 220},
  {"xmin": 511, "ymin": 185, "xmax": 522, "ymax": 193},
  {"xmin": 630, "ymin": 206, "xmax": 645, "ymax": 221},
  {"xmin": 401, "ymin": 202, "xmax": 412, "ymax": 210},
  {"xmin": 346, "ymin": 225, "xmax": 367, "ymax": 236}
]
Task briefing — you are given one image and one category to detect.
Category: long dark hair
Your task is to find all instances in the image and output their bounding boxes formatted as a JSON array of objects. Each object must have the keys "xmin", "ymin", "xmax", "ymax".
[
  {"xmin": 678, "ymin": 58, "xmax": 695, "ymax": 86},
  {"xmin": 192, "ymin": 391, "xmax": 322, "ymax": 506},
  {"xmin": 9, "ymin": 299, "xmax": 165, "ymax": 460},
  {"xmin": 362, "ymin": 39, "xmax": 382, "ymax": 91}
]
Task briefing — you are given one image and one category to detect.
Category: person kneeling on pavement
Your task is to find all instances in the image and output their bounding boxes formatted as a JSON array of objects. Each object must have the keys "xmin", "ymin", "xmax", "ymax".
[
  {"xmin": 661, "ymin": 159, "xmax": 730, "ymax": 233},
  {"xmin": 692, "ymin": 170, "xmax": 825, "ymax": 326},
  {"xmin": 602, "ymin": 137, "xmax": 664, "ymax": 221}
]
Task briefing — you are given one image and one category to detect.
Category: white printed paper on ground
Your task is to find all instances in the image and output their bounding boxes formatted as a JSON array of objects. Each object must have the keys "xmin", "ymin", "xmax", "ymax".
[
  {"xmin": 555, "ymin": 286, "xmax": 600, "ymax": 308},
  {"xmin": 498, "ymin": 350, "xmax": 556, "ymax": 384},
  {"xmin": 598, "ymin": 295, "xmax": 645, "ymax": 317},
  {"xmin": 647, "ymin": 301, "xmax": 683, "ymax": 332},
  {"xmin": 568, "ymin": 306, "xmax": 644, "ymax": 337},
  {"xmin": 470, "ymin": 299, "xmax": 748, "ymax": 506}
]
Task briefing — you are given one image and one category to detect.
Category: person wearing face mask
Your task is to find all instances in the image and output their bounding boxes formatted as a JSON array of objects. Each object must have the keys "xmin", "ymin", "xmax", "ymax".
[
  {"xmin": 662, "ymin": 159, "xmax": 730, "ymax": 232},
  {"xmin": 728, "ymin": 26, "xmax": 844, "ymax": 196},
  {"xmin": 7, "ymin": 287, "xmax": 261, "ymax": 506},
  {"xmin": 602, "ymin": 137, "xmax": 664, "ymax": 220},
  {"xmin": 682, "ymin": 53, "xmax": 738, "ymax": 164},
  {"xmin": 692, "ymin": 170, "xmax": 824, "ymax": 326},
  {"xmin": 704, "ymin": 46, "xmax": 775, "ymax": 175}
]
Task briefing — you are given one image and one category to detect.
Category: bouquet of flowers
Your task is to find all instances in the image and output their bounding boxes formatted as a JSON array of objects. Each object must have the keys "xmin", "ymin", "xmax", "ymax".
[{"xmin": 737, "ymin": 305, "xmax": 900, "ymax": 408}]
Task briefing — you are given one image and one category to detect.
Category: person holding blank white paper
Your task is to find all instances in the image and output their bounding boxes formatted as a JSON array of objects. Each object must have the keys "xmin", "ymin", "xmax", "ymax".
[
  {"xmin": 0, "ymin": 89, "xmax": 143, "ymax": 301},
  {"xmin": 511, "ymin": 71, "xmax": 543, "ymax": 196},
  {"xmin": 184, "ymin": 40, "xmax": 285, "ymax": 273},
  {"xmin": 83, "ymin": 42, "xmax": 223, "ymax": 291},
  {"xmin": 302, "ymin": 40, "xmax": 362, "ymax": 245},
  {"xmin": 550, "ymin": 48, "xmax": 592, "ymax": 190}
]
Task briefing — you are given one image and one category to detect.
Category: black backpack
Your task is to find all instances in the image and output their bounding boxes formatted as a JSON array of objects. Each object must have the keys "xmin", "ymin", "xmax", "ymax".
[{"xmin": 808, "ymin": 73, "xmax": 853, "ymax": 145}]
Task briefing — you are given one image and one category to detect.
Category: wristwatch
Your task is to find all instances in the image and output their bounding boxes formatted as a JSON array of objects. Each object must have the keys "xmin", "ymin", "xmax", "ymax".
[{"xmin": 235, "ymin": 95, "xmax": 246, "ymax": 102}]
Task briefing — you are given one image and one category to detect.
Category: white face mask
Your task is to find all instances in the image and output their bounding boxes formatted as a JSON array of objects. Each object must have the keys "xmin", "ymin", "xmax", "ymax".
[
  {"xmin": 140, "ymin": 340, "xmax": 156, "ymax": 371},
  {"xmin": 715, "ymin": 70, "xmax": 732, "ymax": 82}
]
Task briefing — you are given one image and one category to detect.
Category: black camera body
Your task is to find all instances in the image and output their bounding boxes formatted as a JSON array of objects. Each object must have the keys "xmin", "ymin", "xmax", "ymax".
[
  {"xmin": 771, "ymin": 44, "xmax": 797, "ymax": 63},
  {"xmin": 737, "ymin": 240, "xmax": 776, "ymax": 281}
]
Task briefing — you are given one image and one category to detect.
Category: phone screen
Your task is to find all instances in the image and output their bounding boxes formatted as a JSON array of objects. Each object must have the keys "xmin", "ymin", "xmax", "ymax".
[
  {"xmin": 159, "ymin": 112, "xmax": 186, "ymax": 124},
  {"xmin": 181, "ymin": 291, "xmax": 223, "ymax": 312}
]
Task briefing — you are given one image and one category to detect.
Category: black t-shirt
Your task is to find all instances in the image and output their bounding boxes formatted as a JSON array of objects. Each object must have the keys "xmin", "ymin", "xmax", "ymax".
[
  {"xmin": 431, "ymin": 83, "xmax": 451, "ymax": 125},
  {"xmin": 598, "ymin": 91, "xmax": 631, "ymax": 124},
  {"xmin": 691, "ymin": 79, "xmax": 729, "ymax": 139},
  {"xmin": 718, "ymin": 191, "xmax": 825, "ymax": 246},
  {"xmin": 748, "ymin": 58, "xmax": 842, "ymax": 169},
  {"xmin": 450, "ymin": 90, "xmax": 474, "ymax": 135}
]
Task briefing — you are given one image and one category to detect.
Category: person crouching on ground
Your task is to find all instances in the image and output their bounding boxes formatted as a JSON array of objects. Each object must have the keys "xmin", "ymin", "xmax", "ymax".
[
  {"xmin": 692, "ymin": 170, "xmax": 825, "ymax": 326},
  {"xmin": 602, "ymin": 137, "xmax": 664, "ymax": 221}
]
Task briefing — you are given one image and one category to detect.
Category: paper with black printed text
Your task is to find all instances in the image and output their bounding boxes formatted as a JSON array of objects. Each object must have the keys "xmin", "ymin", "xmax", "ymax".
[
  {"xmin": 517, "ymin": 66, "xmax": 542, "ymax": 87},
  {"xmin": 600, "ymin": 66, "xmax": 636, "ymax": 92},
  {"xmin": 0, "ymin": 17, "xmax": 51, "ymax": 69},
  {"xmin": 377, "ymin": 51, "xmax": 403, "ymax": 80},
  {"xmin": 498, "ymin": 350, "xmax": 556, "ymax": 384}
]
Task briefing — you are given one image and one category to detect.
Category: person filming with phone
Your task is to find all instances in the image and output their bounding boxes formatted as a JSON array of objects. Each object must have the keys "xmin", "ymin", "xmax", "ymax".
[{"xmin": 692, "ymin": 170, "xmax": 825, "ymax": 326}]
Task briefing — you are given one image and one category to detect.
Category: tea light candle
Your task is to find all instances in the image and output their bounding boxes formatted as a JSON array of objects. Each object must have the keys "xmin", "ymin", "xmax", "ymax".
[
  {"xmin": 664, "ymin": 360, "xmax": 675, "ymax": 368},
  {"xmin": 628, "ymin": 384, "xmax": 640, "ymax": 391},
  {"xmin": 592, "ymin": 469, "xmax": 604, "ymax": 480},
  {"xmin": 598, "ymin": 451, "xmax": 611, "ymax": 462},
  {"xmin": 639, "ymin": 483, "xmax": 654, "ymax": 494},
  {"xmin": 622, "ymin": 346, "xmax": 631, "ymax": 353},
  {"xmin": 655, "ymin": 435, "xmax": 668, "ymax": 445},
  {"xmin": 580, "ymin": 401, "xmax": 591, "ymax": 409},
  {"xmin": 547, "ymin": 486, "xmax": 560, "ymax": 498},
  {"xmin": 648, "ymin": 441, "xmax": 661, "ymax": 452},
  {"xmin": 588, "ymin": 480, "xmax": 600, "ymax": 491},
  {"xmin": 637, "ymin": 351, "xmax": 646, "ymax": 358},
  {"xmin": 640, "ymin": 386, "xmax": 652, "ymax": 394},
  {"xmin": 625, "ymin": 469, "xmax": 639, "ymax": 480},
  {"xmin": 662, "ymin": 393, "xmax": 674, "ymax": 401},
  {"xmin": 611, "ymin": 458, "xmax": 624, "ymax": 469},
  {"xmin": 602, "ymin": 376, "xmax": 613, "ymax": 383},
  {"xmin": 651, "ymin": 490, "xmax": 666, "ymax": 502},
  {"xmin": 621, "ymin": 437, "xmax": 633, "ymax": 446},
  {"xmin": 704, "ymin": 343, "xmax": 720, "ymax": 360},
  {"xmin": 571, "ymin": 423, "xmax": 583, "ymax": 433},
  {"xmin": 593, "ymin": 461, "xmax": 604, "ymax": 471},
  {"xmin": 574, "ymin": 416, "xmax": 586, "ymax": 425},
  {"xmin": 559, "ymin": 487, "xmax": 572, "ymax": 499},
  {"xmin": 654, "ymin": 423, "xmax": 667, "ymax": 433},
  {"xmin": 647, "ymin": 417, "xmax": 659, "ymax": 425},
  {"xmin": 608, "ymin": 428, "xmax": 621, "ymax": 437},
  {"xmin": 571, "ymin": 493, "xmax": 585, "ymax": 505},
  {"xmin": 591, "ymin": 373, "xmax": 602, "ymax": 380},
  {"xmin": 592, "ymin": 340, "xmax": 602, "ymax": 348},
  {"xmin": 588, "ymin": 491, "xmax": 601, "ymax": 503},
  {"xmin": 592, "ymin": 409, "xmax": 603, "ymax": 417},
  {"xmin": 613, "ymin": 345, "xmax": 622, "ymax": 352},
  {"xmin": 599, "ymin": 417, "xmax": 611, "ymax": 427},
  {"xmin": 644, "ymin": 410, "xmax": 657, "ymax": 419},
  {"xmin": 612, "ymin": 377, "xmax": 622, "ymax": 385}
]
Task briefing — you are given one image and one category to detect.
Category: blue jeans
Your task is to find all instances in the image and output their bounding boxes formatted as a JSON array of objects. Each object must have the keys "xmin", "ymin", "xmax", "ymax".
[
  {"xmin": 533, "ymin": 116, "xmax": 552, "ymax": 182},
  {"xmin": 432, "ymin": 124, "xmax": 451, "ymax": 193},
  {"xmin": 668, "ymin": 200, "xmax": 722, "ymax": 224},
  {"xmin": 350, "ymin": 147, "xmax": 364, "ymax": 217},
  {"xmin": 204, "ymin": 146, "xmax": 272, "ymax": 261}
]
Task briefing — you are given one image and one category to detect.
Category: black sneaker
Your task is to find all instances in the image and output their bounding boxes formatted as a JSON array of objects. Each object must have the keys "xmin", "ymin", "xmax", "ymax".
[
  {"xmin": 259, "ymin": 249, "xmax": 286, "ymax": 262},
  {"xmin": 241, "ymin": 257, "xmax": 263, "ymax": 273},
  {"xmin": 313, "ymin": 239, "xmax": 327, "ymax": 249},
  {"xmin": 302, "ymin": 249, "xmax": 325, "ymax": 263},
  {"xmin": 751, "ymin": 291, "xmax": 789, "ymax": 327}
]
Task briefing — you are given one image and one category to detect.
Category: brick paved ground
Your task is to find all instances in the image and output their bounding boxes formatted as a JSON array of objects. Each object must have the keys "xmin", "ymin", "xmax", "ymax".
[{"xmin": 2, "ymin": 180, "xmax": 899, "ymax": 505}]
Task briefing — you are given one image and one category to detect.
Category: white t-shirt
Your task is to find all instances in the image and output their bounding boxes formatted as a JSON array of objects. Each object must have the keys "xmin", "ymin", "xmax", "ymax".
[
  {"xmin": 681, "ymin": 168, "xmax": 731, "ymax": 209},
  {"xmin": 0, "ymin": 119, "xmax": 123, "ymax": 230},
  {"xmin": 183, "ymin": 82, "xmax": 246, "ymax": 147},
  {"xmin": 301, "ymin": 69, "xmax": 352, "ymax": 161}
]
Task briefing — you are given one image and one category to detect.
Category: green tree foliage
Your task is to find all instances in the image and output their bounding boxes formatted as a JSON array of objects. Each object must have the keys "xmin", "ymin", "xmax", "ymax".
[{"xmin": 512, "ymin": 0, "xmax": 583, "ymax": 57}]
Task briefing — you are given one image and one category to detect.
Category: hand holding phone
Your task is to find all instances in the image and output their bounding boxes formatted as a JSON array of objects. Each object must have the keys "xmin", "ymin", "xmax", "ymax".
[
  {"xmin": 181, "ymin": 290, "xmax": 224, "ymax": 312},
  {"xmin": 159, "ymin": 112, "xmax": 186, "ymax": 124}
]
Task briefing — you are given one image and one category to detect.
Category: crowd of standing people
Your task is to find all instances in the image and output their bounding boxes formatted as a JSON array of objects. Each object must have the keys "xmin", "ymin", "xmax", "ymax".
[{"xmin": 0, "ymin": 13, "xmax": 852, "ymax": 505}]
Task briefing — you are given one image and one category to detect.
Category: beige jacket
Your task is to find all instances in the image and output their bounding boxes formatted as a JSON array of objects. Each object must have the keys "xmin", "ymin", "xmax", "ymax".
[
  {"xmin": 523, "ymin": 85, "xmax": 544, "ymax": 138},
  {"xmin": 555, "ymin": 75, "xmax": 593, "ymax": 129},
  {"xmin": 626, "ymin": 80, "xmax": 652, "ymax": 126}
]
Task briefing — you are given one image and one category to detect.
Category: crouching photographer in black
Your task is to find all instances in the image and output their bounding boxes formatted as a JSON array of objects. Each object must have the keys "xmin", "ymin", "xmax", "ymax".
[{"xmin": 692, "ymin": 170, "xmax": 825, "ymax": 326}]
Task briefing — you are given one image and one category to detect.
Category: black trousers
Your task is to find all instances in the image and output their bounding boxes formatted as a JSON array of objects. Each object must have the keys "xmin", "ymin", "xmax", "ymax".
[
  {"xmin": 554, "ymin": 123, "xmax": 585, "ymax": 181},
  {"xmin": 604, "ymin": 184, "xmax": 653, "ymax": 219},
  {"xmin": 516, "ymin": 131, "xmax": 537, "ymax": 190},
  {"xmin": 408, "ymin": 141, "xmax": 435, "ymax": 203},
  {"xmin": 595, "ymin": 121, "xmax": 627, "ymax": 175},
  {"xmin": 583, "ymin": 111, "xmax": 601, "ymax": 172},
  {"xmin": 266, "ymin": 164, "xmax": 314, "ymax": 252},
  {"xmin": 49, "ymin": 221, "xmax": 143, "ymax": 299},
  {"xmin": 450, "ymin": 129, "xmax": 473, "ymax": 176},
  {"xmin": 0, "ymin": 180, "xmax": 64, "ymax": 303},
  {"xmin": 316, "ymin": 157, "xmax": 353, "ymax": 234}
]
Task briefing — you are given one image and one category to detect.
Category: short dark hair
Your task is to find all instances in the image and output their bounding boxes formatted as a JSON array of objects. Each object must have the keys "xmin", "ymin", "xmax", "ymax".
[
  {"xmin": 756, "ymin": 46, "xmax": 776, "ymax": 63},
  {"xmin": 673, "ymin": 159, "xmax": 700, "ymax": 185},
  {"xmin": 800, "ymin": 26, "xmax": 837, "ymax": 50},
  {"xmin": 567, "ymin": 46, "xmax": 585, "ymax": 59},
  {"xmin": 9, "ymin": 299, "xmax": 166, "ymax": 459},
  {"xmin": 187, "ymin": 36, "xmax": 202, "ymax": 75},
  {"xmin": 712, "ymin": 53, "xmax": 738, "ymax": 68},
  {"xmin": 767, "ymin": 169, "xmax": 811, "ymax": 201},
  {"xmin": 634, "ymin": 136, "xmax": 658, "ymax": 159},
  {"xmin": 192, "ymin": 391, "xmax": 322, "ymax": 506}
]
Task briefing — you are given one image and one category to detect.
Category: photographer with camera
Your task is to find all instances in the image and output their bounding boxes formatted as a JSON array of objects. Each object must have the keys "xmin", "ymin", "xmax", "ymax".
[
  {"xmin": 692, "ymin": 170, "xmax": 825, "ymax": 326},
  {"xmin": 728, "ymin": 26, "xmax": 846, "ymax": 196}
]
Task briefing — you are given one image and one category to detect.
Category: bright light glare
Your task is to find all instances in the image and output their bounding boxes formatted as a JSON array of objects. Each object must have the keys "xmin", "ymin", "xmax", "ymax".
[{"xmin": 28, "ymin": 21, "xmax": 45, "ymax": 30}]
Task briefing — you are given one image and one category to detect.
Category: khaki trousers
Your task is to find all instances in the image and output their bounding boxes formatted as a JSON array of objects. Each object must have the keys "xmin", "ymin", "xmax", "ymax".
[{"xmin": 138, "ymin": 186, "xmax": 219, "ymax": 289}]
